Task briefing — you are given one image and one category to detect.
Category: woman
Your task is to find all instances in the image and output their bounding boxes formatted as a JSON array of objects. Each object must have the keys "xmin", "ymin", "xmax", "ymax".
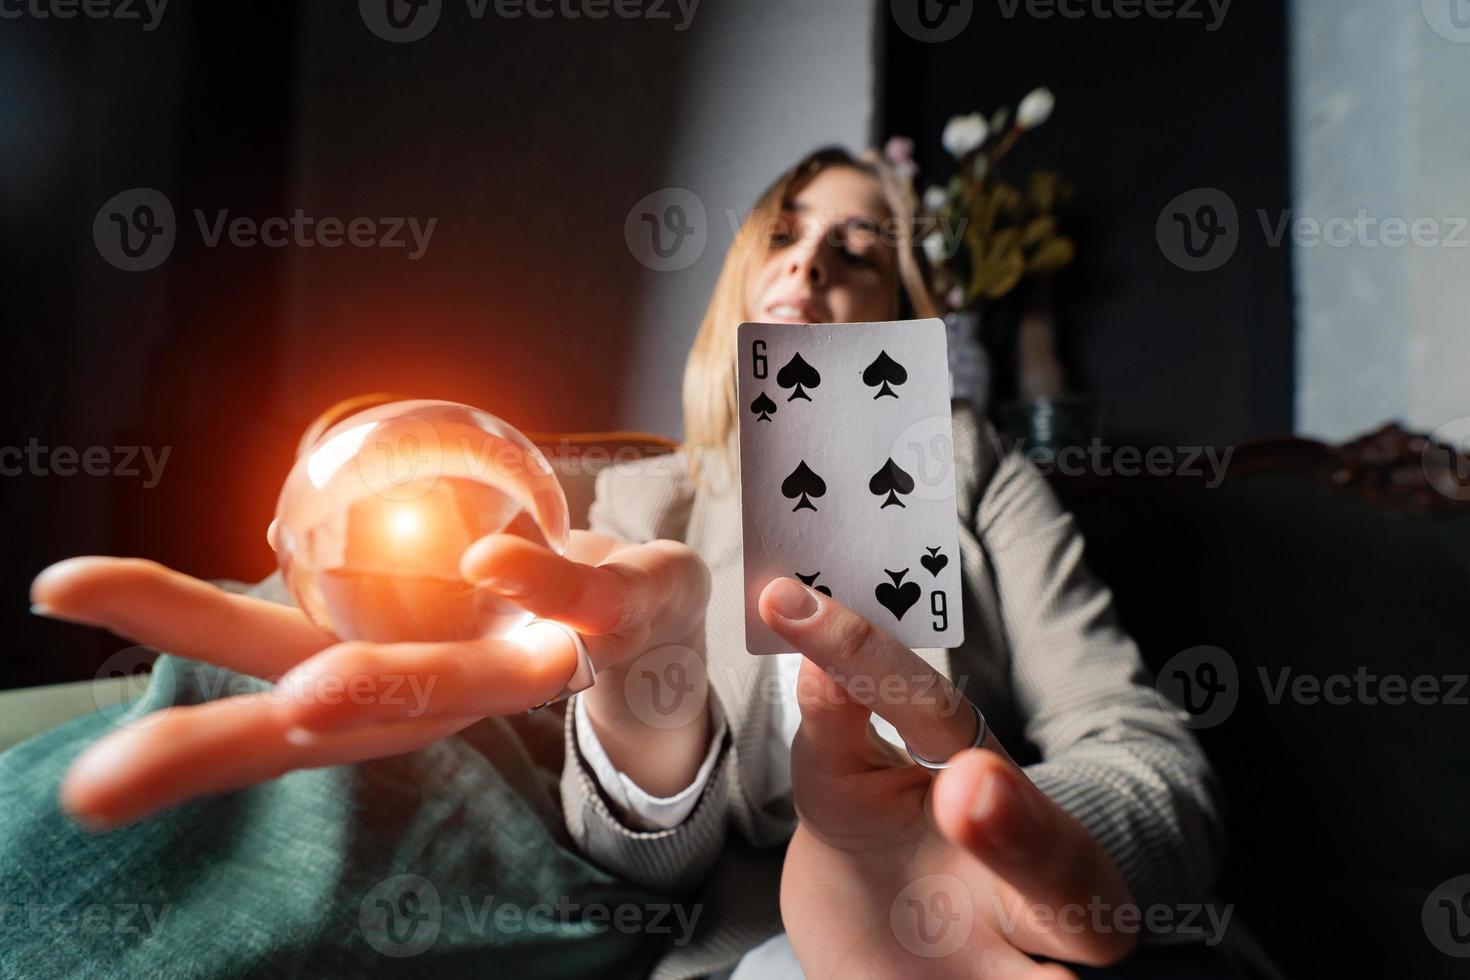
[{"xmin": 23, "ymin": 149, "xmax": 1222, "ymax": 978}]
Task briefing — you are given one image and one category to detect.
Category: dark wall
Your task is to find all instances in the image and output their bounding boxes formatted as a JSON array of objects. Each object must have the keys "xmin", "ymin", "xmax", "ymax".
[
  {"xmin": 1, "ymin": 0, "xmax": 695, "ymax": 689},
  {"xmin": 883, "ymin": 1, "xmax": 1294, "ymax": 449},
  {"xmin": 1, "ymin": 3, "xmax": 301, "ymax": 687}
]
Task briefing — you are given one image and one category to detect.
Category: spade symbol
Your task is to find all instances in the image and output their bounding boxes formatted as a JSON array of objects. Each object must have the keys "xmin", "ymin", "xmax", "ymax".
[
  {"xmin": 750, "ymin": 391, "xmax": 777, "ymax": 422},
  {"xmin": 875, "ymin": 568, "xmax": 921, "ymax": 620},
  {"xmin": 795, "ymin": 571, "xmax": 833, "ymax": 597},
  {"xmin": 776, "ymin": 353, "xmax": 821, "ymax": 402},
  {"xmin": 861, "ymin": 350, "xmax": 907, "ymax": 399},
  {"xmin": 920, "ymin": 546, "xmax": 949, "ymax": 577},
  {"xmin": 868, "ymin": 457, "xmax": 915, "ymax": 509},
  {"xmin": 782, "ymin": 460, "xmax": 827, "ymax": 512}
]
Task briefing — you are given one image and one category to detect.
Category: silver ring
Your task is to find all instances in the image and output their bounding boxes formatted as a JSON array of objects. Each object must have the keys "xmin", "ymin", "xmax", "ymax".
[
  {"xmin": 526, "ymin": 621, "xmax": 596, "ymax": 712},
  {"xmin": 905, "ymin": 699, "xmax": 988, "ymax": 771}
]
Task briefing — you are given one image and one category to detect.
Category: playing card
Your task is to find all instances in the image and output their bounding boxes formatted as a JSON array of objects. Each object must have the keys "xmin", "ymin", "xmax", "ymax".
[{"xmin": 736, "ymin": 319, "xmax": 965, "ymax": 654}]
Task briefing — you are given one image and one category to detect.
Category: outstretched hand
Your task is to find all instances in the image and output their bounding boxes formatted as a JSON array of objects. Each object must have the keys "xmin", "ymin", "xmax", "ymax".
[
  {"xmin": 757, "ymin": 577, "xmax": 1136, "ymax": 978},
  {"xmin": 30, "ymin": 528, "xmax": 708, "ymax": 830}
]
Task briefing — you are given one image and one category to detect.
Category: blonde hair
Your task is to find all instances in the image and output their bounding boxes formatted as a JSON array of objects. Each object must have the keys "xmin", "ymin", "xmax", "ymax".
[{"xmin": 681, "ymin": 147, "xmax": 939, "ymax": 483}]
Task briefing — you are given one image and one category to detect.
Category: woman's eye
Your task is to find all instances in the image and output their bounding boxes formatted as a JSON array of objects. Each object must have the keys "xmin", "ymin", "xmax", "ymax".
[{"xmin": 842, "ymin": 248, "xmax": 876, "ymax": 269}]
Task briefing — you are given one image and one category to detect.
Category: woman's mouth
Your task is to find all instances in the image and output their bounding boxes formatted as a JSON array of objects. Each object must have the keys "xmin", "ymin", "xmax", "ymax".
[{"xmin": 765, "ymin": 299, "xmax": 825, "ymax": 323}]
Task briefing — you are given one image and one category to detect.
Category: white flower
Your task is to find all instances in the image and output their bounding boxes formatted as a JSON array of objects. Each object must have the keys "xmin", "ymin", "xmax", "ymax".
[
  {"xmin": 922, "ymin": 232, "xmax": 947, "ymax": 264},
  {"xmin": 946, "ymin": 286, "xmax": 965, "ymax": 310},
  {"xmin": 1016, "ymin": 87, "xmax": 1055, "ymax": 130},
  {"xmin": 941, "ymin": 113, "xmax": 989, "ymax": 157},
  {"xmin": 922, "ymin": 186, "xmax": 948, "ymax": 212}
]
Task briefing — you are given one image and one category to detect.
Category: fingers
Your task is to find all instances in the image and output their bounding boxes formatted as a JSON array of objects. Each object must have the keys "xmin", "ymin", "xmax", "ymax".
[
  {"xmin": 60, "ymin": 694, "xmax": 471, "ymax": 830},
  {"xmin": 759, "ymin": 577, "xmax": 976, "ymax": 764},
  {"xmin": 463, "ymin": 532, "xmax": 709, "ymax": 653},
  {"xmin": 274, "ymin": 620, "xmax": 580, "ymax": 734},
  {"xmin": 791, "ymin": 657, "xmax": 889, "ymax": 776},
  {"xmin": 931, "ymin": 749, "xmax": 1136, "ymax": 966},
  {"xmin": 970, "ymin": 947, "xmax": 1077, "ymax": 980},
  {"xmin": 31, "ymin": 557, "xmax": 335, "ymax": 678}
]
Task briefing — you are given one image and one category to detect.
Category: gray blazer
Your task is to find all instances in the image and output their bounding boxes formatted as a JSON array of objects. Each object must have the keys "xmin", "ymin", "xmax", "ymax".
[{"xmin": 560, "ymin": 403, "xmax": 1223, "ymax": 980}]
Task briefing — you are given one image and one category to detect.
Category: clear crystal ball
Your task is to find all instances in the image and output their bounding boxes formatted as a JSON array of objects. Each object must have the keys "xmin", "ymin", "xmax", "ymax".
[{"xmin": 271, "ymin": 400, "xmax": 569, "ymax": 643}]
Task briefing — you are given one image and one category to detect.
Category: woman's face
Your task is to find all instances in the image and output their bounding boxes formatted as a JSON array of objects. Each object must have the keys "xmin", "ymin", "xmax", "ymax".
[{"xmin": 744, "ymin": 165, "xmax": 899, "ymax": 325}]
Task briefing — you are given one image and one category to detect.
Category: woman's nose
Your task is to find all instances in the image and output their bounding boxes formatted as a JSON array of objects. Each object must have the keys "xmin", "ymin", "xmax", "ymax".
[{"xmin": 787, "ymin": 242, "xmax": 827, "ymax": 286}]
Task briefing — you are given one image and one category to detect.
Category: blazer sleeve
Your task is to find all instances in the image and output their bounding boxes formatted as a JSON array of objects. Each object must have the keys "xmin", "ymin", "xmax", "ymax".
[
  {"xmin": 559, "ymin": 462, "xmax": 734, "ymax": 896},
  {"xmin": 976, "ymin": 443, "xmax": 1225, "ymax": 909}
]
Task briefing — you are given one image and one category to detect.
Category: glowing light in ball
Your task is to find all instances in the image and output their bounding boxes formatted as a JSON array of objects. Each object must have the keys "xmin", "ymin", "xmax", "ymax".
[{"xmin": 270, "ymin": 400, "xmax": 569, "ymax": 643}]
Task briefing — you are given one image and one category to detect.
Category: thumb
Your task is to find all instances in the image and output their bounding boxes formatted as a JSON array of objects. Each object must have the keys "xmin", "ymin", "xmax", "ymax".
[{"xmin": 931, "ymin": 749, "xmax": 1137, "ymax": 966}]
